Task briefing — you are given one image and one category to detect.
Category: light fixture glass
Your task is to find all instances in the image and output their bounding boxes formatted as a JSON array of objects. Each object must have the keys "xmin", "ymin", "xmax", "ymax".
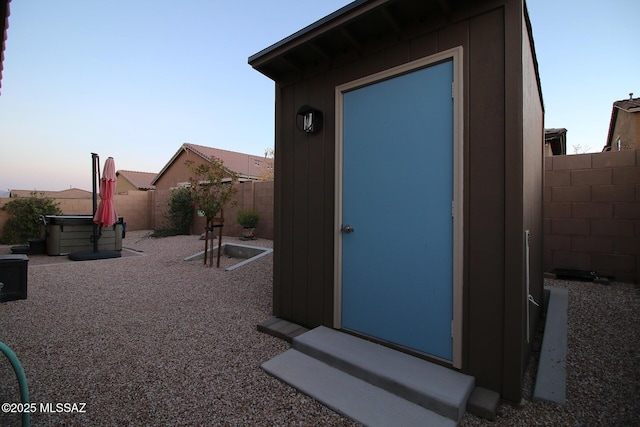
[{"xmin": 296, "ymin": 105, "xmax": 323, "ymax": 133}]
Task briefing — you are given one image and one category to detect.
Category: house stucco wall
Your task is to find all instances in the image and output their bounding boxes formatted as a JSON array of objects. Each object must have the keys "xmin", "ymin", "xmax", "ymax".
[
  {"xmin": 115, "ymin": 178, "xmax": 138, "ymax": 194},
  {"xmin": 153, "ymin": 150, "xmax": 203, "ymax": 190},
  {"xmin": 611, "ymin": 110, "xmax": 640, "ymax": 150}
]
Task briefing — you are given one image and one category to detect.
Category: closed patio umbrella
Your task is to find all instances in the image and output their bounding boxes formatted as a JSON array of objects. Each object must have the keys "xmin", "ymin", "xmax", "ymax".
[
  {"xmin": 93, "ymin": 157, "xmax": 118, "ymax": 228},
  {"xmin": 69, "ymin": 154, "xmax": 121, "ymax": 261}
]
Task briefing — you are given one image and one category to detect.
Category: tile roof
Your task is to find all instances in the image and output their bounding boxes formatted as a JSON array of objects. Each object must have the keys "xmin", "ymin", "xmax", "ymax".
[
  {"xmin": 10, "ymin": 188, "xmax": 93, "ymax": 199},
  {"xmin": 152, "ymin": 143, "xmax": 269, "ymax": 185},
  {"xmin": 1, "ymin": 0, "xmax": 11, "ymax": 94},
  {"xmin": 116, "ymin": 170, "xmax": 157, "ymax": 190},
  {"xmin": 185, "ymin": 143, "xmax": 268, "ymax": 178}
]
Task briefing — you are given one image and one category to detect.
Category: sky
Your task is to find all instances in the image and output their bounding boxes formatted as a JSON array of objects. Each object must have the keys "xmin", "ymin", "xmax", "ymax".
[{"xmin": 0, "ymin": 0, "xmax": 638, "ymax": 193}]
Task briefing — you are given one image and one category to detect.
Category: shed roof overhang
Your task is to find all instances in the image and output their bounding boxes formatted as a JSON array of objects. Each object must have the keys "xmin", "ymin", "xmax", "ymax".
[
  {"xmin": 248, "ymin": 0, "xmax": 454, "ymax": 82},
  {"xmin": 1, "ymin": 0, "xmax": 11, "ymax": 94}
]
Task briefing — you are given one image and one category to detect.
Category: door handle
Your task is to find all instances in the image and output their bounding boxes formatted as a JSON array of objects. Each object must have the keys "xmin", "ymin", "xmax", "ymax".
[{"xmin": 341, "ymin": 224, "xmax": 354, "ymax": 234}]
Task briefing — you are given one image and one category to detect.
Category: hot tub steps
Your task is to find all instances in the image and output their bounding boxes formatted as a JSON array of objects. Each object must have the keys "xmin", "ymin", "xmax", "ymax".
[{"xmin": 262, "ymin": 326, "xmax": 475, "ymax": 426}]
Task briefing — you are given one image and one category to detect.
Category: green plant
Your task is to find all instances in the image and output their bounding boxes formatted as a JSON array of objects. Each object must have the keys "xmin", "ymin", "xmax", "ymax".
[
  {"xmin": 156, "ymin": 186, "xmax": 194, "ymax": 236},
  {"xmin": 236, "ymin": 208, "xmax": 259, "ymax": 228},
  {"xmin": 0, "ymin": 192, "xmax": 62, "ymax": 244},
  {"xmin": 186, "ymin": 157, "xmax": 238, "ymax": 224}
]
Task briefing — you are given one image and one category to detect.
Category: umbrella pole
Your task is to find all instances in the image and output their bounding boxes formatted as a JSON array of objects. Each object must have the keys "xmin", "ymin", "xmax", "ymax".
[{"xmin": 91, "ymin": 153, "xmax": 99, "ymax": 253}]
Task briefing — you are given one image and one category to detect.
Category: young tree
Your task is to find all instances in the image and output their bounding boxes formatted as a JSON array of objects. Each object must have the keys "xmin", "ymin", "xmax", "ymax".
[
  {"xmin": 186, "ymin": 157, "xmax": 238, "ymax": 267},
  {"xmin": 185, "ymin": 157, "xmax": 238, "ymax": 224},
  {"xmin": 572, "ymin": 144, "xmax": 592, "ymax": 154}
]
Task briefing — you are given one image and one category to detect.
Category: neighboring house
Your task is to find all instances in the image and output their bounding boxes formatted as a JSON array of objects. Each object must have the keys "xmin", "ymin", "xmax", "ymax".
[
  {"xmin": 151, "ymin": 143, "xmax": 267, "ymax": 190},
  {"xmin": 544, "ymin": 128, "xmax": 567, "ymax": 156},
  {"xmin": 9, "ymin": 188, "xmax": 92, "ymax": 199},
  {"xmin": 603, "ymin": 94, "xmax": 640, "ymax": 151},
  {"xmin": 0, "ymin": 0, "xmax": 10, "ymax": 94},
  {"xmin": 115, "ymin": 170, "xmax": 157, "ymax": 194},
  {"xmin": 250, "ymin": 0, "xmax": 544, "ymax": 406}
]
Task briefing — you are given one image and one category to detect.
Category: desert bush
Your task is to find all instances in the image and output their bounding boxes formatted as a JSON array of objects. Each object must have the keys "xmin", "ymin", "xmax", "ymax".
[
  {"xmin": 152, "ymin": 186, "xmax": 194, "ymax": 237},
  {"xmin": 1, "ymin": 193, "xmax": 62, "ymax": 244}
]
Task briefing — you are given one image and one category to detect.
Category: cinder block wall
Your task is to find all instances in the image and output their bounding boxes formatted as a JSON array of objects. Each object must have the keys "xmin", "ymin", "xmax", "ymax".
[
  {"xmin": 113, "ymin": 190, "xmax": 155, "ymax": 231},
  {"xmin": 188, "ymin": 181, "xmax": 274, "ymax": 240},
  {"xmin": 148, "ymin": 181, "xmax": 273, "ymax": 240},
  {"xmin": 544, "ymin": 149, "xmax": 640, "ymax": 283},
  {"xmin": 0, "ymin": 191, "xmax": 155, "ymax": 237}
]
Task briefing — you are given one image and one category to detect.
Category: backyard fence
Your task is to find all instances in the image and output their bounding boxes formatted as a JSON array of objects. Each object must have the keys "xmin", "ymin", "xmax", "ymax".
[
  {"xmin": 0, "ymin": 181, "xmax": 274, "ymax": 241},
  {"xmin": 544, "ymin": 149, "xmax": 639, "ymax": 283},
  {"xmin": 2, "ymin": 152, "xmax": 637, "ymax": 283}
]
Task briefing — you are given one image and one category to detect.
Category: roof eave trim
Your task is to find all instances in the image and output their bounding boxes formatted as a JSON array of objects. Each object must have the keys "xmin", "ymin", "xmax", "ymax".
[
  {"xmin": 248, "ymin": 0, "xmax": 386, "ymax": 68},
  {"xmin": 604, "ymin": 107, "xmax": 619, "ymax": 149}
]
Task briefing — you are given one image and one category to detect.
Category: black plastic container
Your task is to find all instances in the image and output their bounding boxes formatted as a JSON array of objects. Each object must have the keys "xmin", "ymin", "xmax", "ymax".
[{"xmin": 0, "ymin": 255, "xmax": 29, "ymax": 302}]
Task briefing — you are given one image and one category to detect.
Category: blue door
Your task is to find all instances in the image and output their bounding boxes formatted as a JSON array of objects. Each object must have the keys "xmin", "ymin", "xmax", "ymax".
[{"xmin": 341, "ymin": 60, "xmax": 454, "ymax": 361}]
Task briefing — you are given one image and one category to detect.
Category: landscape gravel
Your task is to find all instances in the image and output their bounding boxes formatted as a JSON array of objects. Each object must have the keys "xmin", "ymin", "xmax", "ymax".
[{"xmin": 0, "ymin": 230, "xmax": 638, "ymax": 426}]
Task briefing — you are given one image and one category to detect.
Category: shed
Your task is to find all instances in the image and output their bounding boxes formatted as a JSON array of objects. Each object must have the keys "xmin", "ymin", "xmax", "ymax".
[{"xmin": 249, "ymin": 0, "xmax": 544, "ymax": 402}]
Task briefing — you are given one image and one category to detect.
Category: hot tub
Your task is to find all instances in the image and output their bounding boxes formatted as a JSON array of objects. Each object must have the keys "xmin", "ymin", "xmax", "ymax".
[{"xmin": 44, "ymin": 215, "xmax": 123, "ymax": 256}]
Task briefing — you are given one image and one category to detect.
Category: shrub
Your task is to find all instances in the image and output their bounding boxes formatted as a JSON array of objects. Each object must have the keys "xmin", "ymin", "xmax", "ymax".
[
  {"xmin": 154, "ymin": 186, "xmax": 194, "ymax": 237},
  {"xmin": 1, "ymin": 193, "xmax": 62, "ymax": 244},
  {"xmin": 236, "ymin": 208, "xmax": 259, "ymax": 228}
]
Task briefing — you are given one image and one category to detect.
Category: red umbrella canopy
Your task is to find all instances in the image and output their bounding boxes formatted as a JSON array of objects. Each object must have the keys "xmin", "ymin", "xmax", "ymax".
[{"xmin": 93, "ymin": 157, "xmax": 118, "ymax": 227}]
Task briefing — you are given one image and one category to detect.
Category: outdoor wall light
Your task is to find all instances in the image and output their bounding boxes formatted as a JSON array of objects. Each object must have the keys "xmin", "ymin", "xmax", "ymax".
[{"xmin": 296, "ymin": 105, "xmax": 323, "ymax": 134}]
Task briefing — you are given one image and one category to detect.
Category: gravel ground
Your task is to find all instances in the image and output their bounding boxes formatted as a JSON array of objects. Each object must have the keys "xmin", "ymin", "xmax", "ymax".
[
  {"xmin": 461, "ymin": 278, "xmax": 640, "ymax": 427},
  {"xmin": 1, "ymin": 231, "xmax": 638, "ymax": 426}
]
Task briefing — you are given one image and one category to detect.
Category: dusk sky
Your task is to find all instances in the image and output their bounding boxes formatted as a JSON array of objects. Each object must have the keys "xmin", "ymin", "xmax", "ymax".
[{"xmin": 1, "ymin": 0, "xmax": 638, "ymax": 192}]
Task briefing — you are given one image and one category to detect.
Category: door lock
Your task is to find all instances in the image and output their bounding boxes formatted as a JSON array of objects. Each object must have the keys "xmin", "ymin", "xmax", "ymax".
[{"xmin": 341, "ymin": 224, "xmax": 354, "ymax": 233}]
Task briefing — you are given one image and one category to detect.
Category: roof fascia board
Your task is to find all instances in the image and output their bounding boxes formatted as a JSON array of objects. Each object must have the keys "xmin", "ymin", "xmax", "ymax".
[
  {"xmin": 523, "ymin": 1, "xmax": 544, "ymax": 112},
  {"xmin": 605, "ymin": 107, "xmax": 619, "ymax": 148},
  {"xmin": 248, "ymin": 0, "xmax": 386, "ymax": 68},
  {"xmin": 1, "ymin": 0, "xmax": 11, "ymax": 94}
]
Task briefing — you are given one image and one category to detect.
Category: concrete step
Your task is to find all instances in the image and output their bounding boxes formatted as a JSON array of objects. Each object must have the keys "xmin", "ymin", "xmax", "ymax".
[
  {"xmin": 262, "ymin": 349, "xmax": 457, "ymax": 427},
  {"xmin": 262, "ymin": 326, "xmax": 475, "ymax": 425}
]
